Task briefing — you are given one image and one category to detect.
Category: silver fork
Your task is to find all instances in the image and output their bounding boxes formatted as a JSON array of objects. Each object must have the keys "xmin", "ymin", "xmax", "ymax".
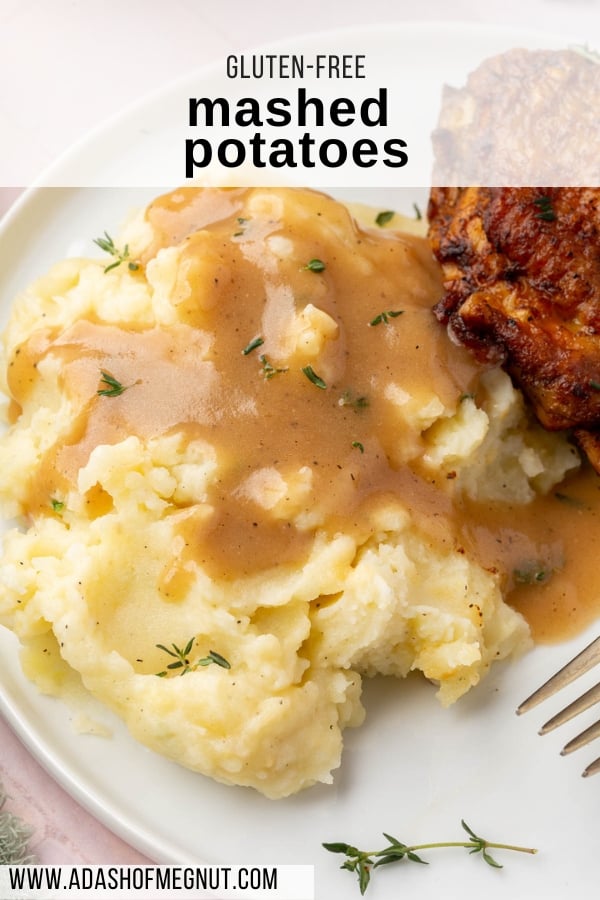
[{"xmin": 517, "ymin": 635, "xmax": 600, "ymax": 777}]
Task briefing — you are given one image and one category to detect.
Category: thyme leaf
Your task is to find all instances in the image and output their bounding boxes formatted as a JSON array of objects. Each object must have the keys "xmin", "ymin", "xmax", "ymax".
[
  {"xmin": 242, "ymin": 336, "xmax": 265, "ymax": 355},
  {"xmin": 302, "ymin": 365, "xmax": 327, "ymax": 389},
  {"xmin": 197, "ymin": 649, "xmax": 231, "ymax": 669},
  {"xmin": 533, "ymin": 195, "xmax": 556, "ymax": 222},
  {"xmin": 303, "ymin": 258, "xmax": 326, "ymax": 273},
  {"xmin": 375, "ymin": 210, "xmax": 395, "ymax": 227}
]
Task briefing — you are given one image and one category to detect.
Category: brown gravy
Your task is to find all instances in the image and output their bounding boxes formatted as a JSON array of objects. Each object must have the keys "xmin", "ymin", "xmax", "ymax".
[{"xmin": 8, "ymin": 187, "xmax": 600, "ymax": 645}]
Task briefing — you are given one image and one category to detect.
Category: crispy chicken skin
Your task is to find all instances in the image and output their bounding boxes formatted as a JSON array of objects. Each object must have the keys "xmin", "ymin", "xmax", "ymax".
[{"xmin": 428, "ymin": 186, "xmax": 600, "ymax": 467}]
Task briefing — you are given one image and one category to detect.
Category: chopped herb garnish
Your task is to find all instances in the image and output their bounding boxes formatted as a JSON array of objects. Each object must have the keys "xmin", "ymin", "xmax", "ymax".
[
  {"xmin": 259, "ymin": 354, "xmax": 288, "ymax": 380},
  {"xmin": 339, "ymin": 390, "xmax": 369, "ymax": 410},
  {"xmin": 351, "ymin": 441, "xmax": 365, "ymax": 453},
  {"xmin": 413, "ymin": 202, "xmax": 423, "ymax": 220},
  {"xmin": 242, "ymin": 336, "xmax": 265, "ymax": 355},
  {"xmin": 554, "ymin": 491, "xmax": 587, "ymax": 509},
  {"xmin": 302, "ymin": 365, "xmax": 327, "ymax": 389},
  {"xmin": 50, "ymin": 498, "xmax": 64, "ymax": 513},
  {"xmin": 323, "ymin": 819, "xmax": 537, "ymax": 895},
  {"xmin": 233, "ymin": 216, "xmax": 250, "ymax": 237},
  {"xmin": 303, "ymin": 258, "xmax": 326, "ymax": 273},
  {"xmin": 590, "ymin": 379, "xmax": 600, "ymax": 391},
  {"xmin": 369, "ymin": 310, "xmax": 404, "ymax": 327},
  {"xmin": 155, "ymin": 638, "xmax": 231, "ymax": 677},
  {"xmin": 375, "ymin": 210, "xmax": 395, "ymax": 227},
  {"xmin": 93, "ymin": 231, "xmax": 139, "ymax": 273},
  {"xmin": 533, "ymin": 195, "xmax": 556, "ymax": 222},
  {"xmin": 97, "ymin": 370, "xmax": 130, "ymax": 397},
  {"xmin": 513, "ymin": 564, "xmax": 550, "ymax": 585}
]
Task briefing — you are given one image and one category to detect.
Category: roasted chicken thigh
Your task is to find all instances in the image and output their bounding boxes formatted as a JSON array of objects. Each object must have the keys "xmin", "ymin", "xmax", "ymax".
[{"xmin": 428, "ymin": 185, "xmax": 600, "ymax": 468}]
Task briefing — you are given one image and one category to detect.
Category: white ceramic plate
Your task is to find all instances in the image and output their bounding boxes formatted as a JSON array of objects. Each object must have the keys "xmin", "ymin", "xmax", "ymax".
[{"xmin": 2, "ymin": 22, "xmax": 600, "ymax": 900}]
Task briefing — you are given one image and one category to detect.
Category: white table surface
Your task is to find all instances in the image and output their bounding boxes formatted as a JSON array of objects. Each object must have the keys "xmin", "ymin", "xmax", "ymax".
[
  {"xmin": 2, "ymin": 0, "xmax": 600, "ymax": 201},
  {"xmin": 1, "ymin": 0, "xmax": 600, "ymax": 870}
]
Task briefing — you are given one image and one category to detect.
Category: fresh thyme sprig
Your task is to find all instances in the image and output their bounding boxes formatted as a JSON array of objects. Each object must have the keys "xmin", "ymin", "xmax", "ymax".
[
  {"xmin": 155, "ymin": 638, "xmax": 231, "ymax": 677},
  {"xmin": 97, "ymin": 370, "xmax": 131, "ymax": 397},
  {"xmin": 93, "ymin": 231, "xmax": 140, "ymax": 273},
  {"xmin": 323, "ymin": 819, "xmax": 537, "ymax": 895},
  {"xmin": 369, "ymin": 310, "xmax": 404, "ymax": 327}
]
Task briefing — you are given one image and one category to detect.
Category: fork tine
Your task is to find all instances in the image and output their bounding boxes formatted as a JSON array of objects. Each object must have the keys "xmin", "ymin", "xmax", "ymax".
[
  {"xmin": 582, "ymin": 757, "xmax": 600, "ymax": 778},
  {"xmin": 516, "ymin": 635, "xmax": 600, "ymax": 715},
  {"xmin": 539, "ymin": 681, "xmax": 600, "ymax": 734},
  {"xmin": 560, "ymin": 718, "xmax": 600, "ymax": 756}
]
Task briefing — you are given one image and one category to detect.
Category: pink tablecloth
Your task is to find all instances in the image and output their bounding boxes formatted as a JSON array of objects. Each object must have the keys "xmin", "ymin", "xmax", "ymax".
[{"xmin": 0, "ymin": 715, "xmax": 150, "ymax": 865}]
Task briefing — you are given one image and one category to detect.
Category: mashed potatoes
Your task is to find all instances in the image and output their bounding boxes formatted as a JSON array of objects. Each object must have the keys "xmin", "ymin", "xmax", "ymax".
[{"xmin": 0, "ymin": 187, "xmax": 580, "ymax": 798}]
